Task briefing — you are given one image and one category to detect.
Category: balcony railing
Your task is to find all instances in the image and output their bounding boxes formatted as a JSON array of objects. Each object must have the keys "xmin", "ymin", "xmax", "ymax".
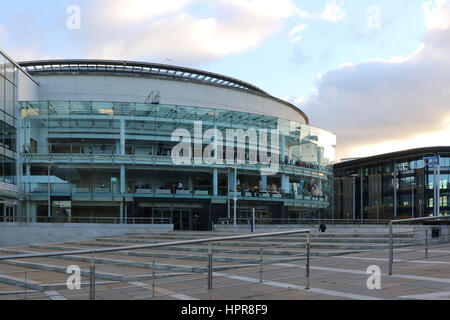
[{"xmin": 23, "ymin": 182, "xmax": 330, "ymax": 205}]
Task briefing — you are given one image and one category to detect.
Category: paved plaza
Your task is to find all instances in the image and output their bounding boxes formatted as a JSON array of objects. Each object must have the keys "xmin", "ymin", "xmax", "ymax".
[{"xmin": 0, "ymin": 231, "xmax": 449, "ymax": 300}]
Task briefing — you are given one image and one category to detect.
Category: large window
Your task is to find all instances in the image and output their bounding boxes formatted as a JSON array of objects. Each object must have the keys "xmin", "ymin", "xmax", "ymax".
[
  {"xmin": 20, "ymin": 101, "xmax": 337, "ymax": 169},
  {"xmin": 0, "ymin": 51, "xmax": 17, "ymax": 186}
]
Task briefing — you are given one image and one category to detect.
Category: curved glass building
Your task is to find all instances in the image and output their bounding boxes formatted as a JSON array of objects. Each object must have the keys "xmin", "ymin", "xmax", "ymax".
[{"xmin": 17, "ymin": 59, "xmax": 336, "ymax": 230}]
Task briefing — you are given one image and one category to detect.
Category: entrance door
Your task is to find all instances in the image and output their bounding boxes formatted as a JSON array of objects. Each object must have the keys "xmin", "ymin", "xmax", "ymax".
[
  {"xmin": 5, "ymin": 205, "xmax": 15, "ymax": 223},
  {"xmin": 172, "ymin": 209, "xmax": 192, "ymax": 231}
]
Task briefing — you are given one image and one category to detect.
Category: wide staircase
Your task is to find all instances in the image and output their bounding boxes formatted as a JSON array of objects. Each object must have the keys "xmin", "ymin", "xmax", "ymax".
[{"xmin": 0, "ymin": 230, "xmax": 416, "ymax": 299}]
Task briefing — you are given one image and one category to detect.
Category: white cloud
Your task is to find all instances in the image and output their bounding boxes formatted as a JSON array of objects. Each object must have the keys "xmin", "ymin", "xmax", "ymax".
[
  {"xmin": 79, "ymin": 0, "xmax": 307, "ymax": 62},
  {"xmin": 423, "ymin": 0, "xmax": 450, "ymax": 30},
  {"xmin": 288, "ymin": 24, "xmax": 307, "ymax": 37},
  {"xmin": 290, "ymin": 35, "xmax": 303, "ymax": 43},
  {"xmin": 321, "ymin": 1, "xmax": 346, "ymax": 22},
  {"xmin": 301, "ymin": 0, "xmax": 450, "ymax": 161},
  {"xmin": 100, "ymin": 0, "xmax": 194, "ymax": 24}
]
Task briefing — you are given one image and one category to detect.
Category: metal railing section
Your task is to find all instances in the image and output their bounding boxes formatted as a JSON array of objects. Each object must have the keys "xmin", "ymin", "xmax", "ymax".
[
  {"xmin": 0, "ymin": 229, "xmax": 310, "ymax": 300},
  {"xmin": 388, "ymin": 216, "xmax": 450, "ymax": 275}
]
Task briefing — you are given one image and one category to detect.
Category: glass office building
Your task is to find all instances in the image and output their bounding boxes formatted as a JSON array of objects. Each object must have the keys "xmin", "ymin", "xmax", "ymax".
[
  {"xmin": 15, "ymin": 59, "xmax": 336, "ymax": 230},
  {"xmin": 0, "ymin": 50, "xmax": 21, "ymax": 222},
  {"xmin": 333, "ymin": 147, "xmax": 450, "ymax": 221}
]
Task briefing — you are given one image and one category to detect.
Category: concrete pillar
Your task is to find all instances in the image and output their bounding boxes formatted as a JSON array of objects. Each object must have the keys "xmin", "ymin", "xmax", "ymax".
[
  {"xmin": 120, "ymin": 201, "xmax": 124, "ymax": 224},
  {"xmin": 30, "ymin": 202, "xmax": 37, "ymax": 223},
  {"xmin": 280, "ymin": 135, "xmax": 286, "ymax": 164},
  {"xmin": 360, "ymin": 168, "xmax": 364, "ymax": 221},
  {"xmin": 228, "ymin": 170, "xmax": 236, "ymax": 191},
  {"xmin": 26, "ymin": 164, "xmax": 31, "ymax": 193},
  {"xmin": 285, "ymin": 176, "xmax": 291, "ymax": 193},
  {"xmin": 120, "ymin": 119, "xmax": 126, "ymax": 155},
  {"xmin": 26, "ymin": 200, "xmax": 31, "ymax": 223},
  {"xmin": 188, "ymin": 177, "xmax": 194, "ymax": 192},
  {"xmin": 260, "ymin": 174, "xmax": 268, "ymax": 191},
  {"xmin": 394, "ymin": 163, "xmax": 397, "ymax": 218},
  {"xmin": 115, "ymin": 141, "xmax": 120, "ymax": 155},
  {"xmin": 120, "ymin": 165, "xmax": 126, "ymax": 194},
  {"xmin": 213, "ymin": 168, "xmax": 218, "ymax": 196},
  {"xmin": 281, "ymin": 175, "xmax": 288, "ymax": 192}
]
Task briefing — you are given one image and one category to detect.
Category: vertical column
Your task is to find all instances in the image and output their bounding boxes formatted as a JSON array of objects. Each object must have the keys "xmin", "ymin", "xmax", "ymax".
[
  {"xmin": 360, "ymin": 168, "xmax": 364, "ymax": 222},
  {"xmin": 26, "ymin": 200, "xmax": 31, "ymax": 223},
  {"xmin": 280, "ymin": 135, "xmax": 286, "ymax": 164},
  {"xmin": 213, "ymin": 168, "xmax": 218, "ymax": 196},
  {"xmin": 285, "ymin": 176, "xmax": 290, "ymax": 194},
  {"xmin": 30, "ymin": 202, "xmax": 37, "ymax": 223},
  {"xmin": 393, "ymin": 163, "xmax": 397, "ymax": 218},
  {"xmin": 260, "ymin": 174, "xmax": 267, "ymax": 191},
  {"xmin": 120, "ymin": 119, "xmax": 126, "ymax": 155},
  {"xmin": 120, "ymin": 165, "xmax": 125, "ymax": 224},
  {"xmin": 26, "ymin": 164, "xmax": 31, "ymax": 193},
  {"xmin": 437, "ymin": 155, "xmax": 441, "ymax": 217},
  {"xmin": 188, "ymin": 177, "xmax": 194, "ymax": 193},
  {"xmin": 120, "ymin": 165, "xmax": 126, "ymax": 194},
  {"xmin": 331, "ymin": 174, "xmax": 335, "ymax": 221}
]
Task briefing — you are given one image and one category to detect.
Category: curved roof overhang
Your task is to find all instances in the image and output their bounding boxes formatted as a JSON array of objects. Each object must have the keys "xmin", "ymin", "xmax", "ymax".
[{"xmin": 18, "ymin": 59, "xmax": 309, "ymax": 124}]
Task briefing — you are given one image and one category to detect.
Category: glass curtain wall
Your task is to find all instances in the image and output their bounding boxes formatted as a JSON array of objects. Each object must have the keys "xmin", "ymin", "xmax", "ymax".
[{"xmin": 0, "ymin": 52, "xmax": 17, "ymax": 185}]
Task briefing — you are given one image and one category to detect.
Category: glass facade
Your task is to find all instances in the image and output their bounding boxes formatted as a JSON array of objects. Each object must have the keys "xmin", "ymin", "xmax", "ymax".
[
  {"xmin": 0, "ymin": 51, "xmax": 19, "ymax": 223},
  {"xmin": 334, "ymin": 151, "xmax": 450, "ymax": 221},
  {"xmin": 20, "ymin": 100, "xmax": 336, "ymax": 228},
  {"xmin": 0, "ymin": 52, "xmax": 17, "ymax": 185}
]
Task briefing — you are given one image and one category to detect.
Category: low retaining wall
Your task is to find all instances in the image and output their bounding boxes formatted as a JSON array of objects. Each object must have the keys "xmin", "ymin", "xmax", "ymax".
[{"xmin": 0, "ymin": 223, "xmax": 174, "ymax": 248}]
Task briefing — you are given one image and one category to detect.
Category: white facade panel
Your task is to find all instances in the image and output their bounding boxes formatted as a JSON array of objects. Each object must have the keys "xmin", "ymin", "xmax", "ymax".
[{"xmin": 32, "ymin": 74, "xmax": 307, "ymax": 124}]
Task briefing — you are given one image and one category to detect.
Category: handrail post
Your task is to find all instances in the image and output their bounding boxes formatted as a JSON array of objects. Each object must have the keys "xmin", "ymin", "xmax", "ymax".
[
  {"xmin": 306, "ymin": 232, "xmax": 310, "ymax": 290},
  {"xmin": 259, "ymin": 248, "xmax": 263, "ymax": 283},
  {"xmin": 89, "ymin": 251, "xmax": 96, "ymax": 300},
  {"xmin": 389, "ymin": 221, "xmax": 393, "ymax": 276},
  {"xmin": 207, "ymin": 241, "xmax": 213, "ymax": 291},
  {"xmin": 425, "ymin": 229, "xmax": 429, "ymax": 259},
  {"xmin": 152, "ymin": 260, "xmax": 155, "ymax": 298},
  {"xmin": 24, "ymin": 271, "xmax": 27, "ymax": 300}
]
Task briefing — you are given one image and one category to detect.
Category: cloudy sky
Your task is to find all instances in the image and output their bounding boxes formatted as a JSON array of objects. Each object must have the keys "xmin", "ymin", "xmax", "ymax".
[{"xmin": 0, "ymin": 0, "xmax": 449, "ymax": 161}]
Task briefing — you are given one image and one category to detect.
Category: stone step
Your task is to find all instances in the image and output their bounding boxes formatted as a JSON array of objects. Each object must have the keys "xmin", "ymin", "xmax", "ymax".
[
  {"xmin": 125, "ymin": 234, "xmax": 412, "ymax": 244},
  {"xmin": 94, "ymin": 237, "xmax": 413, "ymax": 249},
  {"xmin": 126, "ymin": 232, "xmax": 415, "ymax": 240},
  {"xmin": 29, "ymin": 244, "xmax": 362, "ymax": 263},
  {"xmin": 69, "ymin": 241, "xmax": 315, "ymax": 256},
  {"xmin": 0, "ymin": 248, "xmax": 306, "ymax": 282}
]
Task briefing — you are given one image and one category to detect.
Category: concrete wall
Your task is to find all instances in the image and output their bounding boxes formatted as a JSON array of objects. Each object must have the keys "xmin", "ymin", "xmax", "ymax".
[
  {"xmin": 0, "ymin": 222, "xmax": 173, "ymax": 248},
  {"xmin": 32, "ymin": 74, "xmax": 307, "ymax": 124}
]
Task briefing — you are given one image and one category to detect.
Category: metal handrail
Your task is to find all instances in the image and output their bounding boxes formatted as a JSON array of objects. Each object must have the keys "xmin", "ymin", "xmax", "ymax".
[
  {"xmin": 388, "ymin": 216, "xmax": 450, "ymax": 275},
  {"xmin": 218, "ymin": 218, "xmax": 392, "ymax": 225},
  {"xmin": 0, "ymin": 229, "xmax": 310, "ymax": 261},
  {"xmin": 0, "ymin": 229, "xmax": 310, "ymax": 300}
]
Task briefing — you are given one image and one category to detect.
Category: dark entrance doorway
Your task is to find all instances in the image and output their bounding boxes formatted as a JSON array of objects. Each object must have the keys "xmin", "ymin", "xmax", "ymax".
[{"xmin": 151, "ymin": 208, "xmax": 193, "ymax": 231}]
